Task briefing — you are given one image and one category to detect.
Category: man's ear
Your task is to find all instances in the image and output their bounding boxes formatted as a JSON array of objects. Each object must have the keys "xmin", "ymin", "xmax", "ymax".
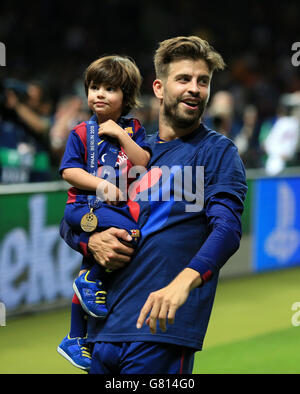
[{"xmin": 153, "ymin": 79, "xmax": 164, "ymax": 100}]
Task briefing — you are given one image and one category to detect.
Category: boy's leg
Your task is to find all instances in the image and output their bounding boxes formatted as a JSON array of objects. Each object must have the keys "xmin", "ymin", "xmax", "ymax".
[
  {"xmin": 65, "ymin": 201, "xmax": 141, "ymax": 235},
  {"xmin": 64, "ymin": 203, "xmax": 90, "ymax": 231},
  {"xmin": 69, "ymin": 293, "xmax": 87, "ymax": 338},
  {"xmin": 57, "ymin": 293, "xmax": 91, "ymax": 371},
  {"xmin": 73, "ymin": 269, "xmax": 108, "ymax": 319},
  {"xmin": 85, "ymin": 263, "xmax": 104, "ymax": 282},
  {"xmin": 72, "ymin": 202, "xmax": 140, "ymax": 317},
  {"xmin": 57, "ymin": 265, "xmax": 92, "ymax": 371}
]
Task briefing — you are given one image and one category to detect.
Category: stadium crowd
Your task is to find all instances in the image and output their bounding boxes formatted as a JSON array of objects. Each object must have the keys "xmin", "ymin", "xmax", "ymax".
[{"xmin": 1, "ymin": 0, "xmax": 300, "ymax": 183}]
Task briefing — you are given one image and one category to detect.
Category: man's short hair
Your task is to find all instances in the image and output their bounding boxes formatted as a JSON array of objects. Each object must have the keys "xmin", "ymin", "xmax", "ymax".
[
  {"xmin": 154, "ymin": 36, "xmax": 225, "ymax": 79},
  {"xmin": 84, "ymin": 55, "xmax": 142, "ymax": 115}
]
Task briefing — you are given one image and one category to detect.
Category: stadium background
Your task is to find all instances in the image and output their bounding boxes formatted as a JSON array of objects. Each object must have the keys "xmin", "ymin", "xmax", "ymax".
[{"xmin": 0, "ymin": 0, "xmax": 300, "ymax": 374}]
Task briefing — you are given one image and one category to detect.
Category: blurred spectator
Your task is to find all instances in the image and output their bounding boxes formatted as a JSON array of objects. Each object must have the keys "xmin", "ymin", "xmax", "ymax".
[
  {"xmin": 234, "ymin": 105, "xmax": 263, "ymax": 168},
  {"xmin": 205, "ymin": 91, "xmax": 241, "ymax": 138},
  {"xmin": 131, "ymin": 95, "xmax": 159, "ymax": 136},
  {"xmin": 1, "ymin": 1, "xmax": 299, "ymax": 176},
  {"xmin": 261, "ymin": 92, "xmax": 300, "ymax": 175},
  {"xmin": 146, "ymin": 96, "xmax": 160, "ymax": 135},
  {"xmin": 49, "ymin": 95, "xmax": 90, "ymax": 166},
  {"xmin": 0, "ymin": 79, "xmax": 53, "ymax": 183}
]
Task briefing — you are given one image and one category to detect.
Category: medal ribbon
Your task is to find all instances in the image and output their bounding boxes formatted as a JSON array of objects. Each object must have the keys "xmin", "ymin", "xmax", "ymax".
[{"xmin": 86, "ymin": 120, "xmax": 120, "ymax": 208}]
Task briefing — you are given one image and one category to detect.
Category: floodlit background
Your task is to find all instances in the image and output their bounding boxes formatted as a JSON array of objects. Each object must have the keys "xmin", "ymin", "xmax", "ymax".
[{"xmin": 0, "ymin": 0, "xmax": 300, "ymax": 374}]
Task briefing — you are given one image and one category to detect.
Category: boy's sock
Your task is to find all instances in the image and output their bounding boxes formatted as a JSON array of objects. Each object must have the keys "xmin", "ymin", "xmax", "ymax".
[
  {"xmin": 86, "ymin": 264, "xmax": 102, "ymax": 282},
  {"xmin": 69, "ymin": 294, "xmax": 87, "ymax": 338}
]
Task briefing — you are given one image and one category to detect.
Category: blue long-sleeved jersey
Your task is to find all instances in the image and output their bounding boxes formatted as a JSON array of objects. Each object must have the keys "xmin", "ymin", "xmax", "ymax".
[{"xmin": 60, "ymin": 123, "xmax": 247, "ymax": 350}]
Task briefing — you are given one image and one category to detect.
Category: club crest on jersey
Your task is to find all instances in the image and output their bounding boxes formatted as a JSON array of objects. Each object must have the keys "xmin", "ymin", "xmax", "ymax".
[
  {"xmin": 125, "ymin": 127, "xmax": 134, "ymax": 138},
  {"xmin": 130, "ymin": 229, "xmax": 140, "ymax": 238}
]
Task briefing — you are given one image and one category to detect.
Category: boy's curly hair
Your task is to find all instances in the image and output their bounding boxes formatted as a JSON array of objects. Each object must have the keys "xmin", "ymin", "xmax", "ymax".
[{"xmin": 84, "ymin": 55, "xmax": 142, "ymax": 115}]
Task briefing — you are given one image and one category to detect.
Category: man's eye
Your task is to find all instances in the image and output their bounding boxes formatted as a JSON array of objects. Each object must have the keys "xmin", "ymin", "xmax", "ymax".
[
  {"xmin": 179, "ymin": 77, "xmax": 189, "ymax": 82},
  {"xmin": 199, "ymin": 78, "xmax": 209, "ymax": 86}
]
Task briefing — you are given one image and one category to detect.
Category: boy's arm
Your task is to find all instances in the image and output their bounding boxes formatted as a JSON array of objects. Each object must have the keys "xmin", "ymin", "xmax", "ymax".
[
  {"xmin": 62, "ymin": 167, "xmax": 124, "ymax": 203},
  {"xmin": 118, "ymin": 131, "xmax": 150, "ymax": 168},
  {"xmin": 98, "ymin": 120, "xmax": 150, "ymax": 167},
  {"xmin": 62, "ymin": 167, "xmax": 104, "ymax": 191}
]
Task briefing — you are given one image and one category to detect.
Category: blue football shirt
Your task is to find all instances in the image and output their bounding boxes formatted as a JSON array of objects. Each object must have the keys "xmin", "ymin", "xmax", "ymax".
[{"xmin": 82, "ymin": 123, "xmax": 247, "ymax": 350}]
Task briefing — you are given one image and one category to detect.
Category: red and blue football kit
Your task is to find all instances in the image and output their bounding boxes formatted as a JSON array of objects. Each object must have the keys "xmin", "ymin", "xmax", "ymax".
[
  {"xmin": 59, "ymin": 114, "xmax": 151, "ymax": 258},
  {"xmin": 60, "ymin": 123, "xmax": 247, "ymax": 373}
]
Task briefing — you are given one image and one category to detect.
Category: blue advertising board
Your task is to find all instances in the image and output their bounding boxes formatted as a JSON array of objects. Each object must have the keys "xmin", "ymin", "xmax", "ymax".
[{"xmin": 254, "ymin": 177, "xmax": 300, "ymax": 272}]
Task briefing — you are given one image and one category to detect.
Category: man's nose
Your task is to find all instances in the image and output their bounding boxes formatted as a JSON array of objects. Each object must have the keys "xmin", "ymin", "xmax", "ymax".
[{"xmin": 188, "ymin": 80, "xmax": 200, "ymax": 95}]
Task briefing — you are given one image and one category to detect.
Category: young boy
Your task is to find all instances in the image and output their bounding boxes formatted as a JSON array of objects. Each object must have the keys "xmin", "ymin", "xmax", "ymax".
[{"xmin": 57, "ymin": 55, "xmax": 151, "ymax": 371}]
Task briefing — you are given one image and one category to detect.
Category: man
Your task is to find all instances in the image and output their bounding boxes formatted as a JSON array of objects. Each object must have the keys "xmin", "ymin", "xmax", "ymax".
[
  {"xmin": 60, "ymin": 36, "xmax": 247, "ymax": 374},
  {"xmin": 1, "ymin": 81, "xmax": 52, "ymax": 183}
]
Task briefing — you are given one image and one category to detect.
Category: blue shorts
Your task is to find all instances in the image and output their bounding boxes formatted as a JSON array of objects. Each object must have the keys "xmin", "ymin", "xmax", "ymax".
[
  {"xmin": 65, "ymin": 201, "xmax": 138, "ymax": 234},
  {"xmin": 66, "ymin": 201, "xmax": 140, "ymax": 272},
  {"xmin": 89, "ymin": 341, "xmax": 195, "ymax": 374}
]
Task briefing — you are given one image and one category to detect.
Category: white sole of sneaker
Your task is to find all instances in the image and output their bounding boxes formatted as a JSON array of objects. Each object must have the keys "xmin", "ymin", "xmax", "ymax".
[{"xmin": 57, "ymin": 346, "xmax": 90, "ymax": 371}]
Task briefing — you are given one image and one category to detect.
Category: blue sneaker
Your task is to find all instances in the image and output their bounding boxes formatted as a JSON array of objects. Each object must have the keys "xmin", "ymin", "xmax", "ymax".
[
  {"xmin": 57, "ymin": 335, "xmax": 91, "ymax": 371},
  {"xmin": 73, "ymin": 271, "xmax": 108, "ymax": 318}
]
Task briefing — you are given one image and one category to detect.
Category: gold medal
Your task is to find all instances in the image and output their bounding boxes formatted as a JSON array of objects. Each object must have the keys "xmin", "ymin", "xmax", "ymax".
[{"xmin": 80, "ymin": 208, "xmax": 98, "ymax": 232}]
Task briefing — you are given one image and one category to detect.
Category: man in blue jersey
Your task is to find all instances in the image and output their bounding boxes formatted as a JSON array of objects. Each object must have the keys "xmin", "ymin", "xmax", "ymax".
[{"xmin": 60, "ymin": 36, "xmax": 247, "ymax": 374}]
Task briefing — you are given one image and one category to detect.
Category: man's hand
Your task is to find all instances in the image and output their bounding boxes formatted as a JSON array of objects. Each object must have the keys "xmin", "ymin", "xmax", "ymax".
[
  {"xmin": 136, "ymin": 268, "xmax": 202, "ymax": 334},
  {"xmin": 88, "ymin": 227, "xmax": 134, "ymax": 271}
]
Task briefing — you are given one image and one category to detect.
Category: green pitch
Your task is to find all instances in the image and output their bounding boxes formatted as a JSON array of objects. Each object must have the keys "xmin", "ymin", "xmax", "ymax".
[
  {"xmin": 1, "ymin": 267, "xmax": 300, "ymax": 374},
  {"xmin": 193, "ymin": 266, "xmax": 300, "ymax": 374}
]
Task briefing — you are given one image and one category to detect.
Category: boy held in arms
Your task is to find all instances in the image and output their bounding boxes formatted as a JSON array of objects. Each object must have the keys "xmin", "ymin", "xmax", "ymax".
[{"xmin": 57, "ymin": 55, "xmax": 151, "ymax": 370}]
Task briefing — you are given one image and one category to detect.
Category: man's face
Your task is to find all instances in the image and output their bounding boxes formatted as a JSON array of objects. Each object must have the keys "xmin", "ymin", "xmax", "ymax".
[{"xmin": 158, "ymin": 59, "xmax": 212, "ymax": 130}]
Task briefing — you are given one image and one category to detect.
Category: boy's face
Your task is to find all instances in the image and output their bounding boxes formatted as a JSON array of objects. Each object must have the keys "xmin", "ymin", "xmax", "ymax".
[{"xmin": 88, "ymin": 82, "xmax": 124, "ymax": 122}]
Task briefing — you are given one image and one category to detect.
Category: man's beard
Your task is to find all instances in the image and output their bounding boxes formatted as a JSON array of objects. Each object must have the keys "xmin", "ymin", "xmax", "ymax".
[{"xmin": 163, "ymin": 95, "xmax": 207, "ymax": 130}]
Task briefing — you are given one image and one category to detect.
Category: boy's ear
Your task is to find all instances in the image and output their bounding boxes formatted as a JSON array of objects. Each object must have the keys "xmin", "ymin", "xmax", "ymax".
[{"xmin": 153, "ymin": 79, "xmax": 164, "ymax": 100}]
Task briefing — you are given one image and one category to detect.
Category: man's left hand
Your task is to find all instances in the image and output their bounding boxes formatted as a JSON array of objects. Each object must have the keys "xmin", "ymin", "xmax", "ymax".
[{"xmin": 136, "ymin": 268, "xmax": 202, "ymax": 334}]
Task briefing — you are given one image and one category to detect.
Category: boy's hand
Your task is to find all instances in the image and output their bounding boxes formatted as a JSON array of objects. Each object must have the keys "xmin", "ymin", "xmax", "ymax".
[
  {"xmin": 98, "ymin": 119, "xmax": 124, "ymax": 140},
  {"xmin": 97, "ymin": 179, "xmax": 125, "ymax": 205}
]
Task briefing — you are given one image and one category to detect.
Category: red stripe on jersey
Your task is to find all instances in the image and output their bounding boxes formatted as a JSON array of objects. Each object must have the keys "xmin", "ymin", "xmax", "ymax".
[
  {"xmin": 127, "ymin": 200, "xmax": 140, "ymax": 222},
  {"xmin": 179, "ymin": 348, "xmax": 185, "ymax": 374},
  {"xmin": 73, "ymin": 122, "xmax": 88, "ymax": 163},
  {"xmin": 202, "ymin": 270, "xmax": 213, "ymax": 283},
  {"xmin": 72, "ymin": 294, "xmax": 81, "ymax": 305},
  {"xmin": 79, "ymin": 241, "xmax": 89, "ymax": 257},
  {"xmin": 132, "ymin": 118, "xmax": 142, "ymax": 133},
  {"xmin": 66, "ymin": 187, "xmax": 95, "ymax": 204}
]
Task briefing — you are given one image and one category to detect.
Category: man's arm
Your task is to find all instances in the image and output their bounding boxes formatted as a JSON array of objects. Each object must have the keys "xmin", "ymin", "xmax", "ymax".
[
  {"xmin": 136, "ymin": 193, "xmax": 243, "ymax": 334},
  {"xmin": 59, "ymin": 218, "xmax": 134, "ymax": 270},
  {"xmin": 5, "ymin": 90, "xmax": 49, "ymax": 135}
]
